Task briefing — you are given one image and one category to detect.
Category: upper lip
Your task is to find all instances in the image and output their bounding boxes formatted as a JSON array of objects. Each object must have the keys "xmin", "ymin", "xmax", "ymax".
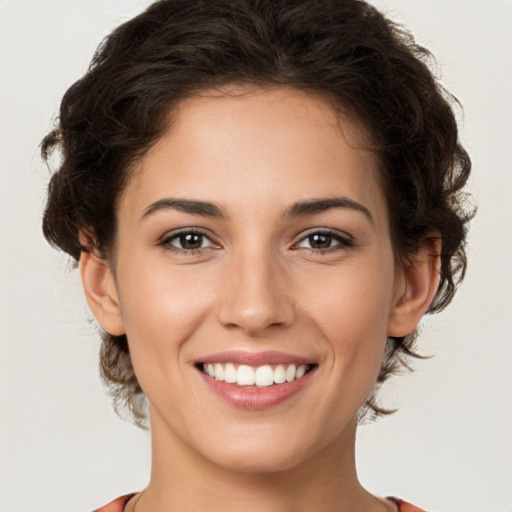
[{"xmin": 197, "ymin": 350, "xmax": 316, "ymax": 366}]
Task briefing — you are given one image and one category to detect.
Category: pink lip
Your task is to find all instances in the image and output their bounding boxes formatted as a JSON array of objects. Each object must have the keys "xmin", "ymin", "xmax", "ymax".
[
  {"xmin": 200, "ymin": 372, "xmax": 315, "ymax": 410},
  {"xmin": 196, "ymin": 351, "xmax": 317, "ymax": 410},
  {"xmin": 198, "ymin": 350, "xmax": 315, "ymax": 366}
]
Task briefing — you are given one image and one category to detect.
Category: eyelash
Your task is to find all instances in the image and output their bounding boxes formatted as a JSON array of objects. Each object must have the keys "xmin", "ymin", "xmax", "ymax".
[
  {"xmin": 158, "ymin": 228, "xmax": 217, "ymax": 254},
  {"xmin": 292, "ymin": 229, "xmax": 354, "ymax": 254},
  {"xmin": 158, "ymin": 228, "xmax": 354, "ymax": 255}
]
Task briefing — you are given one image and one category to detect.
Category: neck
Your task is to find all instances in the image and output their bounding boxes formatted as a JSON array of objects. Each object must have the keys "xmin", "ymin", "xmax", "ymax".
[{"xmin": 130, "ymin": 409, "xmax": 391, "ymax": 512}]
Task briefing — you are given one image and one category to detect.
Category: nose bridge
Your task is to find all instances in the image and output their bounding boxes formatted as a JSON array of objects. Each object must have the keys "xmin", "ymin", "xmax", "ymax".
[{"xmin": 217, "ymin": 242, "xmax": 294, "ymax": 336}]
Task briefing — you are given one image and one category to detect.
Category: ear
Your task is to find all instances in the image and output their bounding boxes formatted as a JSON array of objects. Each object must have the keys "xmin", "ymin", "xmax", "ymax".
[
  {"xmin": 387, "ymin": 234, "xmax": 441, "ymax": 338},
  {"xmin": 79, "ymin": 231, "xmax": 125, "ymax": 336}
]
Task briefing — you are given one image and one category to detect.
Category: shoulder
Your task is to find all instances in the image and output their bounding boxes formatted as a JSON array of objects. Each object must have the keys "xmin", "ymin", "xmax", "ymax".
[
  {"xmin": 388, "ymin": 497, "xmax": 427, "ymax": 512},
  {"xmin": 92, "ymin": 494, "xmax": 135, "ymax": 512}
]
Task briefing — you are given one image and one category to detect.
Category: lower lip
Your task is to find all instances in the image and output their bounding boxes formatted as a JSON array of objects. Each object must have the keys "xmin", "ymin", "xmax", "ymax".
[{"xmin": 199, "ymin": 368, "xmax": 316, "ymax": 410}]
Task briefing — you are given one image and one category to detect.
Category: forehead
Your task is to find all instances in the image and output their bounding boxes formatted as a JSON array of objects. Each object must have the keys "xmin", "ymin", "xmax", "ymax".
[{"xmin": 121, "ymin": 86, "xmax": 387, "ymax": 226}]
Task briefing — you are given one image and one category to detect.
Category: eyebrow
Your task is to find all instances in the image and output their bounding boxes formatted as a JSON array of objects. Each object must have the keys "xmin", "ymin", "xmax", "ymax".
[
  {"xmin": 141, "ymin": 196, "xmax": 374, "ymax": 224},
  {"xmin": 141, "ymin": 198, "xmax": 228, "ymax": 220},
  {"xmin": 283, "ymin": 197, "xmax": 374, "ymax": 225}
]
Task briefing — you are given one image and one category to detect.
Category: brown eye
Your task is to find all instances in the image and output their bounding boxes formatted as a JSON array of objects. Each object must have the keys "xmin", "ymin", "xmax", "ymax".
[
  {"xmin": 178, "ymin": 233, "xmax": 205, "ymax": 250},
  {"xmin": 295, "ymin": 230, "xmax": 353, "ymax": 252},
  {"xmin": 307, "ymin": 233, "xmax": 333, "ymax": 249},
  {"xmin": 160, "ymin": 230, "xmax": 215, "ymax": 252}
]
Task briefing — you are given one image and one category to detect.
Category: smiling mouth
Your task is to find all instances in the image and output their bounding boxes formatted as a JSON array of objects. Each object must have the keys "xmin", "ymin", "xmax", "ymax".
[{"xmin": 198, "ymin": 363, "xmax": 315, "ymax": 387}]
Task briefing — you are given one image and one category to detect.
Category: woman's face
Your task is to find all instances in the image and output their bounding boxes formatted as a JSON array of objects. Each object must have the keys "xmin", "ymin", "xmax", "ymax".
[{"xmin": 109, "ymin": 87, "xmax": 403, "ymax": 472}]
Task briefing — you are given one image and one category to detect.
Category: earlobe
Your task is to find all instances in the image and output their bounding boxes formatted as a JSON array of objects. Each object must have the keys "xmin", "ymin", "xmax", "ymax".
[
  {"xmin": 79, "ymin": 232, "xmax": 125, "ymax": 336},
  {"xmin": 387, "ymin": 235, "xmax": 441, "ymax": 338}
]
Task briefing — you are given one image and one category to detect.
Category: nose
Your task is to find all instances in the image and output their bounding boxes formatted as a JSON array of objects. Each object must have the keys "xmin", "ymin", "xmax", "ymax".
[{"xmin": 216, "ymin": 248, "xmax": 295, "ymax": 337}]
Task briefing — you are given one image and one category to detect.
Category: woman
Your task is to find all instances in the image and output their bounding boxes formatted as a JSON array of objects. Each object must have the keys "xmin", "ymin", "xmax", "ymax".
[{"xmin": 41, "ymin": 1, "xmax": 471, "ymax": 511}]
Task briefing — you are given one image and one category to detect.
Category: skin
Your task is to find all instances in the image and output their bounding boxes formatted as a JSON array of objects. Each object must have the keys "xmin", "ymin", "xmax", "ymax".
[{"xmin": 80, "ymin": 86, "xmax": 440, "ymax": 512}]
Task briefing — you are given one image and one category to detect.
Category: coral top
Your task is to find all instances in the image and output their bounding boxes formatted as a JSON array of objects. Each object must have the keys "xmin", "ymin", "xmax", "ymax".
[{"xmin": 93, "ymin": 494, "xmax": 426, "ymax": 511}]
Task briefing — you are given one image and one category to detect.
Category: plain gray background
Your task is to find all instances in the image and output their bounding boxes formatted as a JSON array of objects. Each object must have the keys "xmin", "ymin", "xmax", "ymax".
[{"xmin": 1, "ymin": 1, "xmax": 511, "ymax": 511}]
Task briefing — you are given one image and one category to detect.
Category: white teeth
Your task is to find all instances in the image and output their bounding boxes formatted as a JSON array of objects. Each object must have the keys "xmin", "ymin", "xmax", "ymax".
[
  {"xmin": 202, "ymin": 362, "xmax": 312, "ymax": 386},
  {"xmin": 224, "ymin": 363, "xmax": 237, "ymax": 383},
  {"xmin": 296, "ymin": 365, "xmax": 307, "ymax": 379},
  {"xmin": 214, "ymin": 363, "xmax": 224, "ymax": 381},
  {"xmin": 255, "ymin": 365, "xmax": 274, "ymax": 387},
  {"xmin": 285, "ymin": 364, "xmax": 296, "ymax": 382},
  {"xmin": 274, "ymin": 364, "xmax": 286, "ymax": 384},
  {"xmin": 237, "ymin": 365, "xmax": 255, "ymax": 386}
]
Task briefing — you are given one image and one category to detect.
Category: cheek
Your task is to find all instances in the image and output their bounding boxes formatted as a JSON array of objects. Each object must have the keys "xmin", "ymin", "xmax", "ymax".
[
  {"xmin": 115, "ymin": 259, "xmax": 217, "ymax": 375},
  {"xmin": 306, "ymin": 254, "xmax": 395, "ymax": 378}
]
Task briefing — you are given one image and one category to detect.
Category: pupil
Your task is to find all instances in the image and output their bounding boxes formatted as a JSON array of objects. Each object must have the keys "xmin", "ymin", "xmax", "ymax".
[
  {"xmin": 310, "ymin": 233, "xmax": 331, "ymax": 249},
  {"xmin": 181, "ymin": 233, "xmax": 202, "ymax": 249}
]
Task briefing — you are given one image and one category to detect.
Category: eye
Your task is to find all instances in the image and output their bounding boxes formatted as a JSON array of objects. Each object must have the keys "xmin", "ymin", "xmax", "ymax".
[
  {"xmin": 294, "ymin": 230, "xmax": 353, "ymax": 252},
  {"xmin": 159, "ymin": 229, "xmax": 217, "ymax": 253}
]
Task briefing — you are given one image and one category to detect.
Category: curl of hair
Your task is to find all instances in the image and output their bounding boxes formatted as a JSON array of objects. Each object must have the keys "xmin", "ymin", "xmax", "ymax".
[{"xmin": 42, "ymin": 0, "xmax": 473, "ymax": 427}]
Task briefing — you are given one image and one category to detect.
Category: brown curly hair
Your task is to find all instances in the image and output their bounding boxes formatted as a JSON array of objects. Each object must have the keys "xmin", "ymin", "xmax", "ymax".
[{"xmin": 42, "ymin": 0, "xmax": 473, "ymax": 427}]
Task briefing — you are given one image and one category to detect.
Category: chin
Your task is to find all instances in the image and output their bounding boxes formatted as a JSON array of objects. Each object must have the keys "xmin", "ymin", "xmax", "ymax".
[
  {"xmin": 206, "ymin": 442, "xmax": 313, "ymax": 474},
  {"xmin": 194, "ymin": 417, "xmax": 349, "ymax": 475}
]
